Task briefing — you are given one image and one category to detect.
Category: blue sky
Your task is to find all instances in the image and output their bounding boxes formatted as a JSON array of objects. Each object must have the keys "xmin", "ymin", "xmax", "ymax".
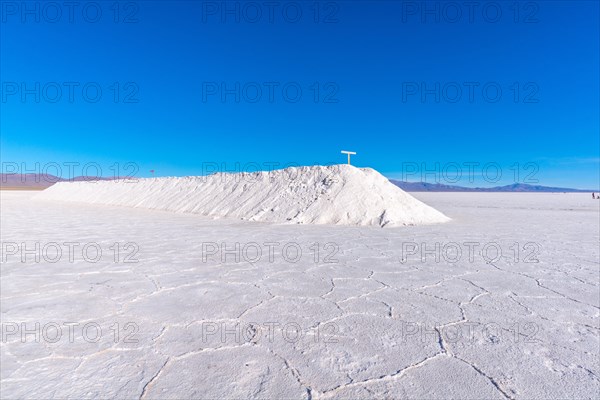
[{"xmin": 1, "ymin": 0, "xmax": 599, "ymax": 188}]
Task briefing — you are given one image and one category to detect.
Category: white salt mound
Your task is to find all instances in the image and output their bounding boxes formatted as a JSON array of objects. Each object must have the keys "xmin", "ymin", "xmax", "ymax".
[{"xmin": 36, "ymin": 165, "xmax": 450, "ymax": 227}]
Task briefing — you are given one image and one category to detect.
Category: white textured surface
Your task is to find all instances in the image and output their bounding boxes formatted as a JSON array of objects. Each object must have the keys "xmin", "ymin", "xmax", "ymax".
[
  {"xmin": 35, "ymin": 165, "xmax": 450, "ymax": 227},
  {"xmin": 1, "ymin": 191, "xmax": 599, "ymax": 399}
]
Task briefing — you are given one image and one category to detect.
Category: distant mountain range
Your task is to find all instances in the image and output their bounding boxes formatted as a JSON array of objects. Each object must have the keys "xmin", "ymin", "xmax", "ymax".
[
  {"xmin": 390, "ymin": 180, "xmax": 594, "ymax": 193},
  {"xmin": 0, "ymin": 173, "xmax": 594, "ymax": 193},
  {"xmin": 0, "ymin": 174, "xmax": 114, "ymax": 189}
]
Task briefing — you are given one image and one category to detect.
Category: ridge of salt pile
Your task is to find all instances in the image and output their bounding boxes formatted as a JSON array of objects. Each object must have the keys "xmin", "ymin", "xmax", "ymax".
[{"xmin": 36, "ymin": 165, "xmax": 450, "ymax": 227}]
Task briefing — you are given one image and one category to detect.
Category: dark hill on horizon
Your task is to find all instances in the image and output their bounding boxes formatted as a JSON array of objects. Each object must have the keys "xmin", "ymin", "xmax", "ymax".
[{"xmin": 391, "ymin": 180, "xmax": 594, "ymax": 193}]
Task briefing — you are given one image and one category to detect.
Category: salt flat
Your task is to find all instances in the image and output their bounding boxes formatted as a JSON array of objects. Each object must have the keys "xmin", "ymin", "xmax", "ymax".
[{"xmin": 1, "ymin": 191, "xmax": 599, "ymax": 399}]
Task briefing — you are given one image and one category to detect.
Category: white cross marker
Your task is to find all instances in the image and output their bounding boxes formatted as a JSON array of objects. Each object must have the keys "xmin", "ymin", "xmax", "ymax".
[{"xmin": 341, "ymin": 150, "xmax": 357, "ymax": 165}]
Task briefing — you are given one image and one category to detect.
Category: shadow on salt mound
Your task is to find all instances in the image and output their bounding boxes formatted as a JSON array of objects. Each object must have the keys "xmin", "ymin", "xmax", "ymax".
[{"xmin": 36, "ymin": 164, "xmax": 450, "ymax": 227}]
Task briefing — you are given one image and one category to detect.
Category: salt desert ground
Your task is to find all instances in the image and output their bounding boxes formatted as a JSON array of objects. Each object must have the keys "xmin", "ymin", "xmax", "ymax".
[{"xmin": 1, "ymin": 166, "xmax": 599, "ymax": 399}]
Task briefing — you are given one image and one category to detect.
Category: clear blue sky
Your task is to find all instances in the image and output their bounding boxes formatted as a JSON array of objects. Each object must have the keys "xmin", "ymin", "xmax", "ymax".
[{"xmin": 1, "ymin": 0, "xmax": 599, "ymax": 188}]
